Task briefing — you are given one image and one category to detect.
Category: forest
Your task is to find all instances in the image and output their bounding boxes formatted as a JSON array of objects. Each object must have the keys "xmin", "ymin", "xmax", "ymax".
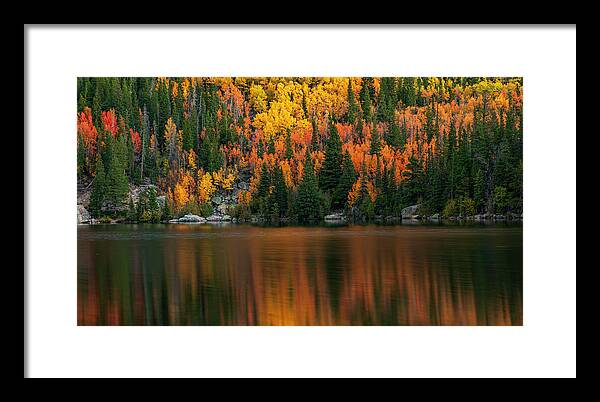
[{"xmin": 76, "ymin": 77, "xmax": 523, "ymax": 224}]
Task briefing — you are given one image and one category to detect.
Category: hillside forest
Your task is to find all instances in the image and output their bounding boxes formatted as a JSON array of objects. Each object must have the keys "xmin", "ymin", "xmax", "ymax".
[{"xmin": 77, "ymin": 77, "xmax": 523, "ymax": 223}]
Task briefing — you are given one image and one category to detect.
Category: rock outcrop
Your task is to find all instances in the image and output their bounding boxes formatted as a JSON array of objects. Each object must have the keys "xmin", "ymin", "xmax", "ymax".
[
  {"xmin": 324, "ymin": 212, "xmax": 346, "ymax": 222},
  {"xmin": 171, "ymin": 214, "xmax": 206, "ymax": 223},
  {"xmin": 401, "ymin": 204, "xmax": 421, "ymax": 219},
  {"xmin": 77, "ymin": 204, "xmax": 91, "ymax": 224}
]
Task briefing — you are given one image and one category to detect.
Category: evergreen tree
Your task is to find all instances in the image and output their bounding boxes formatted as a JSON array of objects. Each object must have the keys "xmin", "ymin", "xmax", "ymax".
[
  {"xmin": 346, "ymin": 78, "xmax": 358, "ymax": 125},
  {"xmin": 360, "ymin": 80, "xmax": 372, "ymax": 123},
  {"xmin": 104, "ymin": 145, "xmax": 129, "ymax": 213},
  {"xmin": 311, "ymin": 118, "xmax": 320, "ymax": 151},
  {"xmin": 297, "ymin": 152, "xmax": 321, "ymax": 223},
  {"xmin": 257, "ymin": 162, "xmax": 271, "ymax": 199},
  {"xmin": 272, "ymin": 166, "xmax": 288, "ymax": 217},
  {"xmin": 386, "ymin": 119, "xmax": 402, "ymax": 149},
  {"xmin": 89, "ymin": 156, "xmax": 106, "ymax": 217},
  {"xmin": 369, "ymin": 124, "xmax": 381, "ymax": 155},
  {"xmin": 319, "ymin": 120, "xmax": 343, "ymax": 192},
  {"xmin": 332, "ymin": 150, "xmax": 357, "ymax": 210}
]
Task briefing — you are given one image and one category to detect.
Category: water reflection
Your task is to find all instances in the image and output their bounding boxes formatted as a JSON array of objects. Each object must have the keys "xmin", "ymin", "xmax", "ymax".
[{"xmin": 77, "ymin": 224, "xmax": 522, "ymax": 325}]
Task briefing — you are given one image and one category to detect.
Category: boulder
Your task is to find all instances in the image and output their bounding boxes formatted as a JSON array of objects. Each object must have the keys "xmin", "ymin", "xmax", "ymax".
[
  {"xmin": 324, "ymin": 212, "xmax": 346, "ymax": 221},
  {"xmin": 206, "ymin": 214, "xmax": 222, "ymax": 222},
  {"xmin": 77, "ymin": 204, "xmax": 91, "ymax": 224},
  {"xmin": 177, "ymin": 214, "xmax": 205, "ymax": 223},
  {"xmin": 211, "ymin": 195, "xmax": 223, "ymax": 205},
  {"xmin": 222, "ymin": 214, "xmax": 232, "ymax": 221},
  {"xmin": 157, "ymin": 195, "xmax": 166, "ymax": 209},
  {"xmin": 401, "ymin": 204, "xmax": 421, "ymax": 219},
  {"xmin": 217, "ymin": 203, "xmax": 230, "ymax": 214}
]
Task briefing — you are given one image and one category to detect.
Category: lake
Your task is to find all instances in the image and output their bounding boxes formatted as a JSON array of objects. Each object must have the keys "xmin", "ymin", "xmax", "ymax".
[{"xmin": 77, "ymin": 222, "xmax": 522, "ymax": 325}]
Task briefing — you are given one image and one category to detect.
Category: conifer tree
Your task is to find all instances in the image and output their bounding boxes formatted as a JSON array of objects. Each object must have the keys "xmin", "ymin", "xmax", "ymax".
[
  {"xmin": 347, "ymin": 78, "xmax": 358, "ymax": 125},
  {"xmin": 369, "ymin": 124, "xmax": 381, "ymax": 155},
  {"xmin": 333, "ymin": 150, "xmax": 357, "ymax": 210},
  {"xmin": 319, "ymin": 120, "xmax": 343, "ymax": 192},
  {"xmin": 297, "ymin": 151, "xmax": 321, "ymax": 223},
  {"xmin": 273, "ymin": 166, "xmax": 288, "ymax": 217},
  {"xmin": 89, "ymin": 156, "xmax": 106, "ymax": 217}
]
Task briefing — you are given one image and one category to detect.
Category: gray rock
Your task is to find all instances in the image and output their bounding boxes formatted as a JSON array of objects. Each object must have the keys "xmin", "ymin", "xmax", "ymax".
[
  {"xmin": 237, "ymin": 181, "xmax": 249, "ymax": 191},
  {"xmin": 222, "ymin": 214, "xmax": 232, "ymax": 221},
  {"xmin": 206, "ymin": 214, "xmax": 222, "ymax": 222},
  {"xmin": 324, "ymin": 212, "xmax": 346, "ymax": 221},
  {"xmin": 178, "ymin": 214, "xmax": 205, "ymax": 223},
  {"xmin": 401, "ymin": 204, "xmax": 421, "ymax": 219},
  {"xmin": 157, "ymin": 195, "xmax": 166, "ymax": 209},
  {"xmin": 77, "ymin": 204, "xmax": 91, "ymax": 224},
  {"xmin": 168, "ymin": 218, "xmax": 180, "ymax": 223},
  {"xmin": 217, "ymin": 203, "xmax": 230, "ymax": 214},
  {"xmin": 211, "ymin": 195, "xmax": 223, "ymax": 205}
]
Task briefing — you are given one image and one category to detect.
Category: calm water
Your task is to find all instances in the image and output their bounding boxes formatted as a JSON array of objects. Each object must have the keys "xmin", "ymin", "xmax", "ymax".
[{"xmin": 78, "ymin": 223, "xmax": 522, "ymax": 325}]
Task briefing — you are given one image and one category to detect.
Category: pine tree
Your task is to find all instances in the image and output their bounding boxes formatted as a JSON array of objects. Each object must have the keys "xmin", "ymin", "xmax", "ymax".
[
  {"xmin": 319, "ymin": 120, "xmax": 343, "ymax": 192},
  {"xmin": 273, "ymin": 166, "xmax": 288, "ymax": 217},
  {"xmin": 333, "ymin": 150, "xmax": 357, "ymax": 210},
  {"xmin": 347, "ymin": 78, "xmax": 358, "ymax": 125},
  {"xmin": 311, "ymin": 118, "xmax": 319, "ymax": 151},
  {"xmin": 386, "ymin": 119, "xmax": 402, "ymax": 149},
  {"xmin": 297, "ymin": 151, "xmax": 321, "ymax": 223},
  {"xmin": 104, "ymin": 148, "xmax": 129, "ymax": 213},
  {"xmin": 257, "ymin": 162, "xmax": 271, "ymax": 199},
  {"xmin": 89, "ymin": 156, "xmax": 106, "ymax": 217},
  {"xmin": 360, "ymin": 80, "xmax": 372, "ymax": 123},
  {"xmin": 369, "ymin": 124, "xmax": 381, "ymax": 155}
]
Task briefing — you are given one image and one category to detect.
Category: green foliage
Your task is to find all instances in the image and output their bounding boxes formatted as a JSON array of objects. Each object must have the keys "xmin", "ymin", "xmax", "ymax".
[
  {"xmin": 319, "ymin": 121, "xmax": 343, "ymax": 192},
  {"xmin": 443, "ymin": 197, "xmax": 476, "ymax": 217},
  {"xmin": 297, "ymin": 152, "xmax": 321, "ymax": 223},
  {"xmin": 369, "ymin": 125, "xmax": 381, "ymax": 155},
  {"xmin": 493, "ymin": 186, "xmax": 510, "ymax": 214},
  {"xmin": 332, "ymin": 150, "xmax": 357, "ymax": 210},
  {"xmin": 161, "ymin": 198, "xmax": 172, "ymax": 221},
  {"xmin": 136, "ymin": 187, "xmax": 161, "ymax": 223},
  {"xmin": 346, "ymin": 79, "xmax": 358, "ymax": 125},
  {"xmin": 272, "ymin": 166, "xmax": 288, "ymax": 217},
  {"xmin": 89, "ymin": 156, "xmax": 106, "ymax": 217}
]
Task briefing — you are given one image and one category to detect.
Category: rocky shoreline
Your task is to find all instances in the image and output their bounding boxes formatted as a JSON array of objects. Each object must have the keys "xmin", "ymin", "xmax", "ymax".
[{"xmin": 77, "ymin": 202, "xmax": 522, "ymax": 225}]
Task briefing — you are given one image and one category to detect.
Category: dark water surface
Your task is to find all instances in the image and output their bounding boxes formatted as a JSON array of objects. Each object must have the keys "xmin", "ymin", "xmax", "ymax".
[{"xmin": 77, "ymin": 223, "xmax": 522, "ymax": 325}]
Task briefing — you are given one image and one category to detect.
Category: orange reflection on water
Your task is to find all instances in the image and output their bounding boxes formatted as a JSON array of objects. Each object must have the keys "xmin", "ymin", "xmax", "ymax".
[{"xmin": 78, "ymin": 224, "xmax": 523, "ymax": 325}]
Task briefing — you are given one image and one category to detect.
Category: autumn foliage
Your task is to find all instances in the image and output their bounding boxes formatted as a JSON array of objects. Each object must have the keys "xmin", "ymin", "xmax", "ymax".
[{"xmin": 77, "ymin": 77, "xmax": 523, "ymax": 220}]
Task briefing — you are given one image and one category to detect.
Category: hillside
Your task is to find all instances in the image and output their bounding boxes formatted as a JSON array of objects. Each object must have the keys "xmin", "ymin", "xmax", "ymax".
[{"xmin": 77, "ymin": 77, "xmax": 523, "ymax": 224}]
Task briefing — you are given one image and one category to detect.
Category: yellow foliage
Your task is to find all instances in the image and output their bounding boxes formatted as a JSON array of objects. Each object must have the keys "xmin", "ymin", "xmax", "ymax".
[
  {"xmin": 249, "ymin": 84, "xmax": 268, "ymax": 113},
  {"xmin": 187, "ymin": 149, "xmax": 197, "ymax": 170},
  {"xmin": 198, "ymin": 172, "xmax": 216, "ymax": 203},
  {"xmin": 173, "ymin": 182, "xmax": 189, "ymax": 211},
  {"xmin": 212, "ymin": 168, "xmax": 236, "ymax": 191}
]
